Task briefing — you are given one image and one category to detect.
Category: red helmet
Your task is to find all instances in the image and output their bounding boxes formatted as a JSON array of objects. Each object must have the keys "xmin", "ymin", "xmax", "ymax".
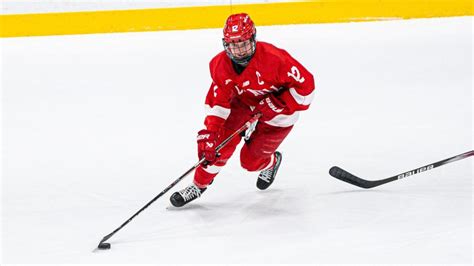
[
  {"xmin": 223, "ymin": 13, "xmax": 256, "ymax": 43},
  {"xmin": 222, "ymin": 13, "xmax": 257, "ymax": 65}
]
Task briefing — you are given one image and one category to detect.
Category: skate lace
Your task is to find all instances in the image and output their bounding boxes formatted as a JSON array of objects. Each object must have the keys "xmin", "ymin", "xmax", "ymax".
[
  {"xmin": 259, "ymin": 168, "xmax": 273, "ymax": 182},
  {"xmin": 181, "ymin": 185, "xmax": 202, "ymax": 201}
]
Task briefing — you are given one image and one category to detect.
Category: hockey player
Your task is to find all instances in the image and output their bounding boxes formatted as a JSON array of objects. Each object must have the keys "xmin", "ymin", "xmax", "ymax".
[{"xmin": 170, "ymin": 13, "xmax": 315, "ymax": 207}]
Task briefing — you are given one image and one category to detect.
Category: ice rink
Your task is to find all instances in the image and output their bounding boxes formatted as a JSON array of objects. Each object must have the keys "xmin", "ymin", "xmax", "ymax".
[{"xmin": 1, "ymin": 17, "xmax": 472, "ymax": 263}]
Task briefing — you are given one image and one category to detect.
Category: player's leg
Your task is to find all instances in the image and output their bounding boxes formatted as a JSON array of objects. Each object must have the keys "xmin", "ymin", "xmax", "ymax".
[
  {"xmin": 170, "ymin": 99, "xmax": 253, "ymax": 207},
  {"xmin": 240, "ymin": 122, "xmax": 293, "ymax": 190},
  {"xmin": 169, "ymin": 129, "xmax": 241, "ymax": 207}
]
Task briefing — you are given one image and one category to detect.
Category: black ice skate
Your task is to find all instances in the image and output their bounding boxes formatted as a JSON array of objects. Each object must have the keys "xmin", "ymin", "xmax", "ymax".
[
  {"xmin": 170, "ymin": 183, "xmax": 206, "ymax": 207},
  {"xmin": 256, "ymin": 151, "xmax": 282, "ymax": 190}
]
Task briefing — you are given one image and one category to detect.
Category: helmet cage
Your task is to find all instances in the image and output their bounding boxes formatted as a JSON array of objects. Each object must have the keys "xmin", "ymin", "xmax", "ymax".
[{"xmin": 222, "ymin": 34, "xmax": 256, "ymax": 66}]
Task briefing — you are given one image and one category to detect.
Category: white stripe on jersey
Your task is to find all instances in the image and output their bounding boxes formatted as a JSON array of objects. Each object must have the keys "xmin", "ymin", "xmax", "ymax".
[
  {"xmin": 289, "ymin": 87, "xmax": 315, "ymax": 106},
  {"xmin": 264, "ymin": 112, "xmax": 300, "ymax": 127},
  {"xmin": 202, "ymin": 165, "xmax": 222, "ymax": 174},
  {"xmin": 205, "ymin": 104, "xmax": 231, "ymax": 120}
]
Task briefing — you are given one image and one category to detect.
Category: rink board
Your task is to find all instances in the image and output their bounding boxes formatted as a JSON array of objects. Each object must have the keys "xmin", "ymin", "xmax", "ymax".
[{"xmin": 0, "ymin": 0, "xmax": 472, "ymax": 37}]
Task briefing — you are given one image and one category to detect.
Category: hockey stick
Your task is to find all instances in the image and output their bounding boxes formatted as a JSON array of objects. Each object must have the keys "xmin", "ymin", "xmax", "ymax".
[
  {"xmin": 329, "ymin": 150, "xmax": 474, "ymax": 189},
  {"xmin": 96, "ymin": 113, "xmax": 262, "ymax": 250}
]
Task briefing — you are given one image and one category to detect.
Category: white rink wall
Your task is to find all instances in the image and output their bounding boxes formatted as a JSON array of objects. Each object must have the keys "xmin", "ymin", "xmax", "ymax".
[{"xmin": 1, "ymin": 0, "xmax": 291, "ymax": 14}]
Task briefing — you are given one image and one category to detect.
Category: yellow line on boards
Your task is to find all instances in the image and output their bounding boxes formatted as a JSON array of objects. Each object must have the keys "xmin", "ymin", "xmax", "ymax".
[{"xmin": 0, "ymin": 0, "xmax": 472, "ymax": 37}]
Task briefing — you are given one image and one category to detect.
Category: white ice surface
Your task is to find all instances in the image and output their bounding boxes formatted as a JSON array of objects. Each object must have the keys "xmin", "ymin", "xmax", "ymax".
[{"xmin": 1, "ymin": 17, "xmax": 473, "ymax": 264}]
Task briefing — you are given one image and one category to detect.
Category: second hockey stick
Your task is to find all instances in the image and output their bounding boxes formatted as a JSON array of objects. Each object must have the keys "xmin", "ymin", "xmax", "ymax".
[{"xmin": 329, "ymin": 150, "xmax": 473, "ymax": 189}]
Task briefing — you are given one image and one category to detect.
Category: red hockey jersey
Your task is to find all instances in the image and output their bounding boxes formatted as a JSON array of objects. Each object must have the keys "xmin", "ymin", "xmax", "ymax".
[{"xmin": 204, "ymin": 41, "xmax": 315, "ymax": 130}]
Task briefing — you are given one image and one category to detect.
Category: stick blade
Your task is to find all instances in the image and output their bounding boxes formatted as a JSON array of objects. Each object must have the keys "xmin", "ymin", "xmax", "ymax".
[{"xmin": 329, "ymin": 166, "xmax": 375, "ymax": 189}]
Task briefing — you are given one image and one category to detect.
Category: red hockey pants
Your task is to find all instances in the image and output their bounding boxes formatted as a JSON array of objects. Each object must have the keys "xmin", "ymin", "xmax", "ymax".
[{"xmin": 194, "ymin": 99, "xmax": 292, "ymax": 188}]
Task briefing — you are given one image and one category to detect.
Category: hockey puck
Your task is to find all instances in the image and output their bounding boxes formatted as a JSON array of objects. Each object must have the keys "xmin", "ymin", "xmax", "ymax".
[{"xmin": 98, "ymin": 242, "xmax": 111, "ymax": 250}]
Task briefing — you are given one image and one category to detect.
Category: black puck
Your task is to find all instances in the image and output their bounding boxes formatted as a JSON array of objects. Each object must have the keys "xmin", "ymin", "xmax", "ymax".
[{"xmin": 98, "ymin": 242, "xmax": 111, "ymax": 250}]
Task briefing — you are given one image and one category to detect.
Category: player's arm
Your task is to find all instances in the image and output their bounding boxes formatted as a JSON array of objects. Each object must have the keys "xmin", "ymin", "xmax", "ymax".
[
  {"xmin": 197, "ymin": 80, "xmax": 233, "ymax": 165},
  {"xmin": 203, "ymin": 81, "xmax": 232, "ymax": 131},
  {"xmin": 276, "ymin": 51, "xmax": 315, "ymax": 113},
  {"xmin": 257, "ymin": 51, "xmax": 315, "ymax": 127}
]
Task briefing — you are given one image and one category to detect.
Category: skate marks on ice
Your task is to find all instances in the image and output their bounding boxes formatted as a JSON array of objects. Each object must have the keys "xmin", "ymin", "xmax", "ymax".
[
  {"xmin": 164, "ymin": 188, "xmax": 299, "ymax": 220},
  {"xmin": 126, "ymin": 188, "xmax": 305, "ymax": 241}
]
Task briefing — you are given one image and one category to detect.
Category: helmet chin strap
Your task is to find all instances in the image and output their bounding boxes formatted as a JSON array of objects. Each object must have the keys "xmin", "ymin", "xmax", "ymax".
[{"xmin": 232, "ymin": 55, "xmax": 253, "ymax": 66}]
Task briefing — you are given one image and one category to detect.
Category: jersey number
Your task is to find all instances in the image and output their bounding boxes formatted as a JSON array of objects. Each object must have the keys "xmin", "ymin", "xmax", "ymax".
[{"xmin": 287, "ymin": 66, "xmax": 305, "ymax": 83}]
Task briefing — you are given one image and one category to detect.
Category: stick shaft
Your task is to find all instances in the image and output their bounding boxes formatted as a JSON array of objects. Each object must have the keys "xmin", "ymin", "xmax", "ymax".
[
  {"xmin": 99, "ymin": 113, "xmax": 261, "ymax": 244},
  {"xmin": 330, "ymin": 150, "xmax": 473, "ymax": 189},
  {"xmin": 396, "ymin": 150, "xmax": 474, "ymax": 180}
]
